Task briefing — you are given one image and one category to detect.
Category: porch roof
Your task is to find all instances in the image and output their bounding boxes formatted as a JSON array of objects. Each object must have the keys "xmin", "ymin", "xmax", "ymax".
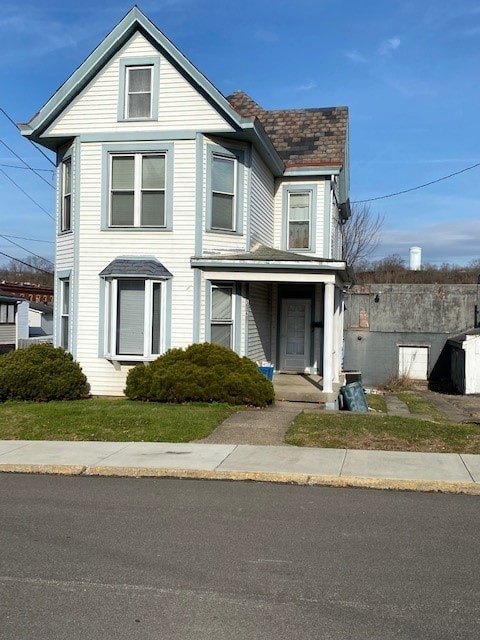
[{"xmin": 191, "ymin": 246, "xmax": 353, "ymax": 284}]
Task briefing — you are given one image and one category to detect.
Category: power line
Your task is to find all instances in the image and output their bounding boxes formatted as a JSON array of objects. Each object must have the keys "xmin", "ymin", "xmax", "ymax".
[
  {"xmin": 2, "ymin": 234, "xmax": 54, "ymax": 245},
  {"xmin": 0, "ymin": 234, "xmax": 54, "ymax": 266},
  {"xmin": 0, "ymin": 162, "xmax": 54, "ymax": 174},
  {"xmin": 0, "ymin": 107, "xmax": 56, "ymax": 167},
  {"xmin": 0, "ymin": 168, "xmax": 54, "ymax": 220},
  {"xmin": 352, "ymin": 161, "xmax": 480, "ymax": 204},
  {"xmin": 0, "ymin": 137, "xmax": 55, "ymax": 189},
  {"xmin": 0, "ymin": 250, "xmax": 53, "ymax": 275}
]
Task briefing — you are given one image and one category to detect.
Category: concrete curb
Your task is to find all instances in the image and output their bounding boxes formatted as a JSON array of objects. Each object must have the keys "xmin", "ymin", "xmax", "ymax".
[{"xmin": 1, "ymin": 463, "xmax": 479, "ymax": 495}]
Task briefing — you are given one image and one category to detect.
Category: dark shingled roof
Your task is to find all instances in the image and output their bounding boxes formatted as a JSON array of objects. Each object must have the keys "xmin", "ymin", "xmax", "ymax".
[
  {"xmin": 227, "ymin": 91, "xmax": 348, "ymax": 169},
  {"xmin": 199, "ymin": 245, "xmax": 342, "ymax": 263},
  {"xmin": 99, "ymin": 258, "xmax": 172, "ymax": 278}
]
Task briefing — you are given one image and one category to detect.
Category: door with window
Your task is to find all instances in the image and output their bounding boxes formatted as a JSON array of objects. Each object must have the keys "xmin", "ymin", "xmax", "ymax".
[{"xmin": 279, "ymin": 299, "xmax": 311, "ymax": 371}]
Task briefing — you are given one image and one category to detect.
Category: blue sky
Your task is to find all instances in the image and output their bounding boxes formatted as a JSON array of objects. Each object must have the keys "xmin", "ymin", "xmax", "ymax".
[{"xmin": 1, "ymin": 0, "xmax": 479, "ymax": 270}]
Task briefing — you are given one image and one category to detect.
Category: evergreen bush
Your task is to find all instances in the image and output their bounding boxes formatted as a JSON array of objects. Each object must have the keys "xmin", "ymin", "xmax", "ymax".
[
  {"xmin": 0, "ymin": 344, "xmax": 90, "ymax": 402},
  {"xmin": 125, "ymin": 343, "xmax": 274, "ymax": 406}
]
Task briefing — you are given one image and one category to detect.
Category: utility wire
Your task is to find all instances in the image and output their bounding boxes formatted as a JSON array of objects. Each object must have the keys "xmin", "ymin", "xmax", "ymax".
[
  {"xmin": 0, "ymin": 235, "xmax": 54, "ymax": 266},
  {"xmin": 0, "ymin": 162, "xmax": 54, "ymax": 173},
  {"xmin": 352, "ymin": 161, "xmax": 480, "ymax": 204},
  {"xmin": 0, "ymin": 137, "xmax": 54, "ymax": 189},
  {"xmin": 0, "ymin": 250, "xmax": 53, "ymax": 275},
  {"xmin": 0, "ymin": 107, "xmax": 56, "ymax": 167},
  {"xmin": 2, "ymin": 234, "xmax": 54, "ymax": 245},
  {"xmin": 0, "ymin": 168, "xmax": 54, "ymax": 221}
]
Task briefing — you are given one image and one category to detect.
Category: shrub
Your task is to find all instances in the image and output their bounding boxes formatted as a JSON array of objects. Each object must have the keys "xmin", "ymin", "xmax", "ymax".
[
  {"xmin": 125, "ymin": 343, "xmax": 274, "ymax": 407},
  {"xmin": 0, "ymin": 344, "xmax": 90, "ymax": 402}
]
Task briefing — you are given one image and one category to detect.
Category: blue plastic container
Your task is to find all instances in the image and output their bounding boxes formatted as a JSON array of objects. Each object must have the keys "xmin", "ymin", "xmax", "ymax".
[{"xmin": 258, "ymin": 365, "xmax": 274, "ymax": 381}]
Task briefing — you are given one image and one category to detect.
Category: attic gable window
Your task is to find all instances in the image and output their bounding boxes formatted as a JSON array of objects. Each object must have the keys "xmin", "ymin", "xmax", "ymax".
[
  {"xmin": 118, "ymin": 57, "xmax": 160, "ymax": 122},
  {"xmin": 125, "ymin": 66, "xmax": 152, "ymax": 119}
]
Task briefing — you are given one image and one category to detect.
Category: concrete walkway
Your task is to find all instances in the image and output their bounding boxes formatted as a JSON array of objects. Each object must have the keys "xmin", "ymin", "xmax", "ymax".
[{"xmin": 0, "ymin": 438, "xmax": 479, "ymax": 495}]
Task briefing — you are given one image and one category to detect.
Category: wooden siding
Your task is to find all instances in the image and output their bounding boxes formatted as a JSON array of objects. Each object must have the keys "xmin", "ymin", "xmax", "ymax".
[
  {"xmin": 247, "ymin": 283, "xmax": 271, "ymax": 362},
  {"xmin": 46, "ymin": 33, "xmax": 233, "ymax": 136},
  {"xmin": 0, "ymin": 325, "xmax": 15, "ymax": 344},
  {"xmin": 249, "ymin": 148, "xmax": 274, "ymax": 247},
  {"xmin": 74, "ymin": 139, "xmax": 199, "ymax": 395}
]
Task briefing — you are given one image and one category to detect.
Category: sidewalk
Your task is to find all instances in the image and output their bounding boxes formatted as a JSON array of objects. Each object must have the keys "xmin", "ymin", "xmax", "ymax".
[{"xmin": 1, "ymin": 438, "xmax": 479, "ymax": 495}]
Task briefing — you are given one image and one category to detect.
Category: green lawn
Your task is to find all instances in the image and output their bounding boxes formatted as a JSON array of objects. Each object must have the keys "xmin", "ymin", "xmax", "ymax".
[
  {"xmin": 0, "ymin": 398, "xmax": 237, "ymax": 442},
  {"xmin": 286, "ymin": 410, "xmax": 480, "ymax": 453}
]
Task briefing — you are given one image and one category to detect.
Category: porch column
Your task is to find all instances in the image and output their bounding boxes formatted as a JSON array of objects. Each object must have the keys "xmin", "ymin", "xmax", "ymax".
[
  {"xmin": 323, "ymin": 282, "xmax": 335, "ymax": 393},
  {"xmin": 333, "ymin": 287, "xmax": 342, "ymax": 383}
]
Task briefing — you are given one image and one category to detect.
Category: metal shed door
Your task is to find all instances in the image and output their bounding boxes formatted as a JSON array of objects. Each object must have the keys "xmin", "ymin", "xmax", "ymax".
[{"xmin": 398, "ymin": 346, "xmax": 428, "ymax": 380}]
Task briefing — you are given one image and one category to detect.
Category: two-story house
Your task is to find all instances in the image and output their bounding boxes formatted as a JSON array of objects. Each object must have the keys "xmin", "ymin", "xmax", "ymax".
[{"xmin": 20, "ymin": 6, "xmax": 351, "ymax": 396}]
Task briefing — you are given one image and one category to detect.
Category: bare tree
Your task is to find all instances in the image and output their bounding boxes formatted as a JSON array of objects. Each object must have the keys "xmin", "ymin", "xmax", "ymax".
[{"xmin": 342, "ymin": 203, "xmax": 384, "ymax": 267}]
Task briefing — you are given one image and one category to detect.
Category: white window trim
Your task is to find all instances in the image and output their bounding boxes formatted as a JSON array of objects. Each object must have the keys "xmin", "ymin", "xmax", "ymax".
[
  {"xmin": 288, "ymin": 190, "xmax": 312, "ymax": 251},
  {"xmin": 104, "ymin": 278, "xmax": 167, "ymax": 361},
  {"xmin": 109, "ymin": 152, "xmax": 167, "ymax": 228},
  {"xmin": 125, "ymin": 65, "xmax": 153, "ymax": 119}
]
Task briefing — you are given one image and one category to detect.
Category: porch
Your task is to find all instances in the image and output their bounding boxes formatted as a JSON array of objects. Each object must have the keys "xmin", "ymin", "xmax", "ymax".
[{"xmin": 272, "ymin": 372, "xmax": 342, "ymax": 406}]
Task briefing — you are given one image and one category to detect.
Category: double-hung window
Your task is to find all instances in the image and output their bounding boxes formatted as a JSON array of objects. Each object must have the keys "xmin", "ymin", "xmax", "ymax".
[
  {"xmin": 60, "ymin": 279, "xmax": 70, "ymax": 350},
  {"xmin": 61, "ymin": 159, "xmax": 71, "ymax": 232},
  {"xmin": 210, "ymin": 285, "xmax": 233, "ymax": 348},
  {"xmin": 288, "ymin": 191, "xmax": 311, "ymax": 250},
  {"xmin": 211, "ymin": 155, "xmax": 236, "ymax": 231},
  {"xmin": 110, "ymin": 153, "xmax": 166, "ymax": 227},
  {"xmin": 125, "ymin": 66, "xmax": 153, "ymax": 119},
  {"xmin": 0, "ymin": 303, "xmax": 15, "ymax": 324},
  {"xmin": 104, "ymin": 277, "xmax": 166, "ymax": 360},
  {"xmin": 282, "ymin": 184, "xmax": 317, "ymax": 252}
]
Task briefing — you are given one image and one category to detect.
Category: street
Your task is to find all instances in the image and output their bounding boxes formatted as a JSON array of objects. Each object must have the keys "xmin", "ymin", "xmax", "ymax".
[{"xmin": 1, "ymin": 474, "xmax": 479, "ymax": 639}]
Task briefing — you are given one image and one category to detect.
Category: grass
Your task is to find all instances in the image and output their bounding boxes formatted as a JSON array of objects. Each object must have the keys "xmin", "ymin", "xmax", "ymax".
[
  {"xmin": 286, "ymin": 390, "xmax": 480, "ymax": 453},
  {"xmin": 0, "ymin": 397, "xmax": 237, "ymax": 442}
]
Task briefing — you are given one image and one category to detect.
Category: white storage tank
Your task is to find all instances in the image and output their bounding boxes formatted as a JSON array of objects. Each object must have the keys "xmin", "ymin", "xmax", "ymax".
[{"xmin": 410, "ymin": 246, "xmax": 421, "ymax": 271}]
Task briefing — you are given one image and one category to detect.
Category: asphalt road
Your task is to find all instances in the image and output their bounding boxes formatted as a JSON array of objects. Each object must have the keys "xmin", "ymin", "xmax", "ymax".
[{"xmin": 1, "ymin": 475, "xmax": 479, "ymax": 639}]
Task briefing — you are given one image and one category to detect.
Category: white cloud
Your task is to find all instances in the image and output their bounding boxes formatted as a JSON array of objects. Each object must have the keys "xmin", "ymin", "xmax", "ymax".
[
  {"xmin": 378, "ymin": 36, "xmax": 401, "ymax": 55},
  {"xmin": 344, "ymin": 50, "xmax": 367, "ymax": 64},
  {"xmin": 294, "ymin": 80, "xmax": 317, "ymax": 92}
]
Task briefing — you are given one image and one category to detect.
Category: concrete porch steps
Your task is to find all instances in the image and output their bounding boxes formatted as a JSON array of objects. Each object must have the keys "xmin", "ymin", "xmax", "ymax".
[{"xmin": 273, "ymin": 373, "xmax": 340, "ymax": 405}]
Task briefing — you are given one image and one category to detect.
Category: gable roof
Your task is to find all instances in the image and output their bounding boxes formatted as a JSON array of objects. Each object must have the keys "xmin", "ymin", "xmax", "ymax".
[
  {"xmin": 20, "ymin": 6, "xmax": 243, "ymax": 144},
  {"xmin": 227, "ymin": 91, "xmax": 348, "ymax": 170}
]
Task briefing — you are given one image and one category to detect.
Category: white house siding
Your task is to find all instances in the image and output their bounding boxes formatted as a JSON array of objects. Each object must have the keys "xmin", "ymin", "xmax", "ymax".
[
  {"xmin": 0, "ymin": 325, "xmax": 15, "ymax": 345},
  {"xmin": 273, "ymin": 178, "xmax": 326, "ymax": 257},
  {"xmin": 46, "ymin": 33, "xmax": 234, "ymax": 137},
  {"xmin": 247, "ymin": 283, "xmax": 272, "ymax": 362},
  {"xmin": 249, "ymin": 148, "xmax": 274, "ymax": 247},
  {"xmin": 73, "ymin": 139, "xmax": 199, "ymax": 395}
]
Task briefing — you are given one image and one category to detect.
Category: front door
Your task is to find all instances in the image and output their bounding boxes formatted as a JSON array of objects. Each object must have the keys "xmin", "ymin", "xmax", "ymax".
[{"xmin": 279, "ymin": 299, "xmax": 311, "ymax": 371}]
